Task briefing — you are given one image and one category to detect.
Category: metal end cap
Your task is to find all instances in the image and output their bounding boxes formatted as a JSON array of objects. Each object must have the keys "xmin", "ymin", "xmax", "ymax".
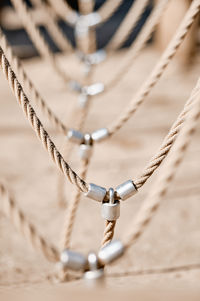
[{"xmin": 85, "ymin": 183, "xmax": 107, "ymax": 202}]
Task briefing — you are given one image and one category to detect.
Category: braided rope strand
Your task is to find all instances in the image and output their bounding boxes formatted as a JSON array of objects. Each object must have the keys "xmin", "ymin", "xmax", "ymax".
[
  {"xmin": 124, "ymin": 78, "xmax": 200, "ymax": 249},
  {"xmin": 0, "ymin": 29, "xmax": 67, "ymax": 135},
  {"xmin": 0, "ymin": 182, "xmax": 59, "ymax": 262},
  {"xmin": 10, "ymin": 0, "xmax": 70, "ymax": 82},
  {"xmin": 30, "ymin": 0, "xmax": 72, "ymax": 52},
  {"xmin": 0, "ymin": 46, "xmax": 88, "ymax": 194},
  {"xmin": 107, "ymin": 0, "xmax": 150, "ymax": 50},
  {"xmin": 101, "ymin": 220, "xmax": 116, "ymax": 248},
  {"xmin": 108, "ymin": 0, "xmax": 200, "ymax": 135},
  {"xmin": 134, "ymin": 79, "xmax": 200, "ymax": 189}
]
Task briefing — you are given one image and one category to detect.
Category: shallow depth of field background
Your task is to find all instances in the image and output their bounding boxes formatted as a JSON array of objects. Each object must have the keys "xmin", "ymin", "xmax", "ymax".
[{"xmin": 0, "ymin": 0, "xmax": 200, "ymax": 295}]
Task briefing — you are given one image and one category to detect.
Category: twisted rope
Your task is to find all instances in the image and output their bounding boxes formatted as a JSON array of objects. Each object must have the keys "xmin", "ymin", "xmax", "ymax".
[
  {"xmin": 95, "ymin": 0, "xmax": 169, "ymax": 99},
  {"xmin": 0, "ymin": 182, "xmax": 59, "ymax": 262},
  {"xmin": 61, "ymin": 158, "xmax": 90, "ymax": 250},
  {"xmin": 134, "ymin": 77, "xmax": 200, "ymax": 189},
  {"xmin": 97, "ymin": 0, "xmax": 123, "ymax": 24},
  {"xmin": 108, "ymin": 0, "xmax": 200, "ymax": 135},
  {"xmin": 0, "ymin": 46, "xmax": 88, "ymax": 194},
  {"xmin": 107, "ymin": 0, "xmax": 150, "ymax": 50},
  {"xmin": 0, "ymin": 29, "xmax": 67, "ymax": 135},
  {"xmin": 10, "ymin": 0, "xmax": 70, "ymax": 82},
  {"xmin": 30, "ymin": 0, "xmax": 72, "ymax": 52},
  {"xmin": 101, "ymin": 220, "xmax": 116, "ymax": 248},
  {"xmin": 124, "ymin": 78, "xmax": 200, "ymax": 250}
]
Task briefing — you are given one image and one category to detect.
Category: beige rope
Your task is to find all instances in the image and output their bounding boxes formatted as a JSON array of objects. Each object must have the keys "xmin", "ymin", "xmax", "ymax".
[
  {"xmin": 0, "ymin": 46, "xmax": 88, "ymax": 194},
  {"xmin": 0, "ymin": 181, "xmax": 59, "ymax": 262},
  {"xmin": 107, "ymin": 263, "xmax": 200, "ymax": 278},
  {"xmin": 107, "ymin": 0, "xmax": 200, "ymax": 135},
  {"xmin": 124, "ymin": 77, "xmax": 200, "ymax": 250},
  {"xmin": 107, "ymin": 0, "xmax": 150, "ymax": 50},
  {"xmin": 61, "ymin": 158, "xmax": 90, "ymax": 250},
  {"xmin": 47, "ymin": 0, "xmax": 76, "ymax": 22},
  {"xmin": 0, "ymin": 2, "xmax": 199, "ymax": 200},
  {"xmin": 10, "ymin": 0, "xmax": 70, "ymax": 83},
  {"xmin": 0, "ymin": 29, "xmax": 68, "ymax": 135},
  {"xmin": 48, "ymin": 0, "xmax": 123, "ymax": 24},
  {"xmin": 134, "ymin": 78, "xmax": 200, "ymax": 189},
  {"xmin": 101, "ymin": 220, "xmax": 116, "ymax": 248},
  {"xmin": 30, "ymin": 0, "xmax": 72, "ymax": 52},
  {"xmin": 95, "ymin": 0, "xmax": 170, "ymax": 100},
  {"xmin": 97, "ymin": 0, "xmax": 123, "ymax": 24}
]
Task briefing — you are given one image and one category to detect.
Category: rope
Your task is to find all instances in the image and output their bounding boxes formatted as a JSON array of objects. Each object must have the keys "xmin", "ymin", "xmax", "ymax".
[
  {"xmin": 134, "ymin": 78, "xmax": 200, "ymax": 189},
  {"xmin": 97, "ymin": 0, "xmax": 123, "ymax": 24},
  {"xmin": 60, "ymin": 158, "xmax": 90, "ymax": 250},
  {"xmin": 10, "ymin": 0, "xmax": 70, "ymax": 83},
  {"xmin": 0, "ymin": 2, "xmax": 199, "ymax": 200},
  {"xmin": 47, "ymin": 0, "xmax": 77, "ymax": 23},
  {"xmin": 124, "ymin": 77, "xmax": 200, "ymax": 250},
  {"xmin": 0, "ymin": 181, "xmax": 59, "ymax": 262},
  {"xmin": 30, "ymin": 0, "xmax": 72, "ymax": 52},
  {"xmin": 107, "ymin": 0, "xmax": 200, "ymax": 135},
  {"xmin": 101, "ymin": 220, "xmax": 116, "ymax": 248},
  {"xmin": 0, "ymin": 29, "xmax": 68, "ymax": 135},
  {"xmin": 0, "ymin": 46, "xmax": 88, "ymax": 194},
  {"xmin": 94, "ymin": 0, "xmax": 169, "ymax": 100},
  {"xmin": 107, "ymin": 0, "xmax": 150, "ymax": 50}
]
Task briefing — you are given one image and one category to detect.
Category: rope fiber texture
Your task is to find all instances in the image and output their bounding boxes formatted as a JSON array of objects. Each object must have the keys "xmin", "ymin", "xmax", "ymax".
[
  {"xmin": 30, "ymin": 0, "xmax": 72, "ymax": 52},
  {"xmin": 107, "ymin": 0, "xmax": 150, "ymax": 50},
  {"xmin": 0, "ymin": 29, "xmax": 68, "ymax": 135},
  {"xmin": 0, "ymin": 182, "xmax": 59, "ymax": 262},
  {"xmin": 124, "ymin": 77, "xmax": 200, "ymax": 250},
  {"xmin": 0, "ymin": 46, "xmax": 88, "ymax": 194},
  {"xmin": 107, "ymin": 0, "xmax": 200, "ymax": 135},
  {"xmin": 10, "ymin": 0, "xmax": 71, "ymax": 83}
]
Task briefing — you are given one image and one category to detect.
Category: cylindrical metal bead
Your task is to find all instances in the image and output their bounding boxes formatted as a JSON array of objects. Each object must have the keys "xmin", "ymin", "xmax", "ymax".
[
  {"xmin": 67, "ymin": 129, "xmax": 84, "ymax": 144},
  {"xmin": 87, "ymin": 50, "xmax": 106, "ymax": 65},
  {"xmin": 69, "ymin": 80, "xmax": 82, "ymax": 93},
  {"xmin": 79, "ymin": 144, "xmax": 92, "ymax": 160},
  {"xmin": 91, "ymin": 128, "xmax": 109, "ymax": 142},
  {"xmin": 86, "ymin": 83, "xmax": 104, "ymax": 96},
  {"xmin": 60, "ymin": 249, "xmax": 87, "ymax": 271},
  {"xmin": 85, "ymin": 183, "xmax": 106, "ymax": 202},
  {"xmin": 82, "ymin": 12, "xmax": 101, "ymax": 27},
  {"xmin": 101, "ymin": 200, "xmax": 120, "ymax": 221},
  {"xmin": 98, "ymin": 240, "xmax": 124, "ymax": 265},
  {"xmin": 116, "ymin": 180, "xmax": 137, "ymax": 201},
  {"xmin": 84, "ymin": 252, "xmax": 104, "ymax": 285},
  {"xmin": 66, "ymin": 11, "xmax": 79, "ymax": 25},
  {"xmin": 78, "ymin": 93, "xmax": 88, "ymax": 108}
]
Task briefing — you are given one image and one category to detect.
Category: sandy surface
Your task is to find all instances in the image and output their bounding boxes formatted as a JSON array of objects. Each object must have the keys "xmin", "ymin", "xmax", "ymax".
[{"xmin": 0, "ymin": 46, "xmax": 200, "ymax": 293}]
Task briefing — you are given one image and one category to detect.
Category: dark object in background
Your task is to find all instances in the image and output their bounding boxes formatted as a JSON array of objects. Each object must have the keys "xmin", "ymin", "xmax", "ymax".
[{"xmin": 0, "ymin": 0, "xmax": 152, "ymax": 59}]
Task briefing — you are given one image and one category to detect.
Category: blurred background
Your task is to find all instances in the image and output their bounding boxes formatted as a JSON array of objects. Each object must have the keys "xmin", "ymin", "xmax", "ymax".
[{"xmin": 0, "ymin": 0, "xmax": 200, "ymax": 291}]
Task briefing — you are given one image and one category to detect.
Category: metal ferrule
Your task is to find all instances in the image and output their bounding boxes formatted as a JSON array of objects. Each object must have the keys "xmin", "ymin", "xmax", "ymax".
[
  {"xmin": 98, "ymin": 240, "xmax": 124, "ymax": 265},
  {"xmin": 84, "ymin": 252, "xmax": 104, "ymax": 284},
  {"xmin": 60, "ymin": 249, "xmax": 87, "ymax": 271},
  {"xmin": 91, "ymin": 128, "xmax": 109, "ymax": 142},
  {"xmin": 87, "ymin": 49, "xmax": 106, "ymax": 65},
  {"xmin": 85, "ymin": 83, "xmax": 104, "ymax": 96},
  {"xmin": 78, "ymin": 92, "xmax": 88, "ymax": 108},
  {"xmin": 79, "ymin": 144, "xmax": 92, "ymax": 160},
  {"xmin": 81, "ymin": 12, "xmax": 101, "ymax": 27},
  {"xmin": 66, "ymin": 11, "xmax": 80, "ymax": 25},
  {"xmin": 67, "ymin": 129, "xmax": 84, "ymax": 144},
  {"xmin": 101, "ymin": 188, "xmax": 120, "ymax": 221},
  {"xmin": 69, "ymin": 80, "xmax": 82, "ymax": 93},
  {"xmin": 75, "ymin": 18, "xmax": 89, "ymax": 38},
  {"xmin": 115, "ymin": 180, "xmax": 137, "ymax": 201},
  {"xmin": 85, "ymin": 183, "xmax": 107, "ymax": 202}
]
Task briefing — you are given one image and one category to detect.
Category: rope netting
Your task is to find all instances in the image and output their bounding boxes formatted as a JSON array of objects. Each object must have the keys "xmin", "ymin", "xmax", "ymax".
[{"xmin": 0, "ymin": 0, "xmax": 199, "ymax": 285}]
